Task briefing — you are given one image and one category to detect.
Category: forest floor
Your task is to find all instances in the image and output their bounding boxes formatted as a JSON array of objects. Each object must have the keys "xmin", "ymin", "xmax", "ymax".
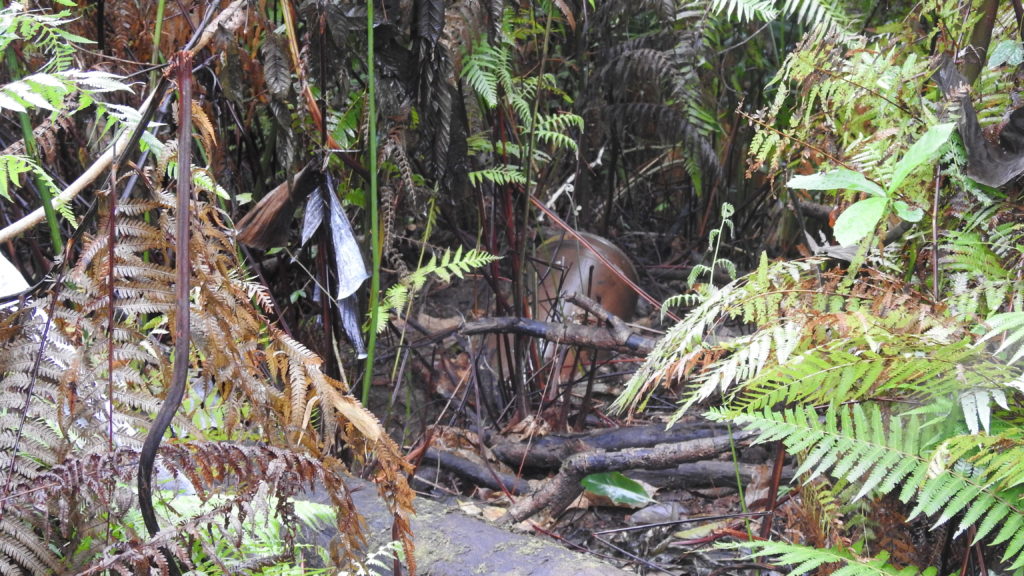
[{"xmin": 355, "ymin": 251, "xmax": 804, "ymax": 575}]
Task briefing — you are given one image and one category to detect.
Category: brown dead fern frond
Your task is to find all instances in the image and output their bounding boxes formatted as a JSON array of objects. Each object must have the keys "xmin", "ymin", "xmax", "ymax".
[
  {"xmin": 0, "ymin": 184, "xmax": 414, "ymax": 574},
  {"xmin": 29, "ymin": 443, "xmax": 365, "ymax": 574}
]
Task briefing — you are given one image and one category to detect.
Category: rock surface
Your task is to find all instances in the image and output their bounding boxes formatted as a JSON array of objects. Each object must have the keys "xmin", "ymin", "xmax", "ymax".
[{"xmin": 321, "ymin": 477, "xmax": 634, "ymax": 576}]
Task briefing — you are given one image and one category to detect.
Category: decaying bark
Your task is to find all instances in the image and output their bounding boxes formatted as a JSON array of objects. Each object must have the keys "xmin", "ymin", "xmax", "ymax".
[
  {"xmin": 490, "ymin": 419, "xmax": 726, "ymax": 471},
  {"xmin": 499, "ymin": 432, "xmax": 749, "ymax": 525},
  {"xmin": 460, "ymin": 291, "xmax": 658, "ymax": 355}
]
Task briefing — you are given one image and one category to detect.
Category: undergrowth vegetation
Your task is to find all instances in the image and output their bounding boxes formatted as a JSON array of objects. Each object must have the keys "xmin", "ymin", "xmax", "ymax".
[
  {"xmin": 0, "ymin": 2, "xmax": 418, "ymax": 574},
  {"xmin": 5, "ymin": 0, "xmax": 1024, "ymax": 573},
  {"xmin": 617, "ymin": 1, "xmax": 1024, "ymax": 574}
]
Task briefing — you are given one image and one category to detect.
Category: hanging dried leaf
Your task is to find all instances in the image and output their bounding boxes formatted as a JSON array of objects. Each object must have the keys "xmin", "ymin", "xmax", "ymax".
[{"xmin": 260, "ymin": 32, "xmax": 292, "ymax": 101}]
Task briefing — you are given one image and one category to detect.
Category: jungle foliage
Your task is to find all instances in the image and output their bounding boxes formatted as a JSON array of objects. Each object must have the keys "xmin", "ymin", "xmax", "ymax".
[
  {"xmin": 616, "ymin": 0, "xmax": 1024, "ymax": 575},
  {"xmin": 3, "ymin": 0, "xmax": 1024, "ymax": 574}
]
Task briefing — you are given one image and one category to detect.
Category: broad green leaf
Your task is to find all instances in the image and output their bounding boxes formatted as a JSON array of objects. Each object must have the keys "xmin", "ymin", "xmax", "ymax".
[
  {"xmin": 580, "ymin": 472, "xmax": 655, "ymax": 506},
  {"xmin": 893, "ymin": 200, "xmax": 924, "ymax": 222},
  {"xmin": 786, "ymin": 168, "xmax": 885, "ymax": 197},
  {"xmin": 833, "ymin": 197, "xmax": 886, "ymax": 246},
  {"xmin": 990, "ymin": 40, "xmax": 1024, "ymax": 68},
  {"xmin": 890, "ymin": 123, "xmax": 955, "ymax": 191}
]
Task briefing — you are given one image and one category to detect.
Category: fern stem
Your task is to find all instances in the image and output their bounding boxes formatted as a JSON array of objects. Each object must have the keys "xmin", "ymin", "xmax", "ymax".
[
  {"xmin": 149, "ymin": 0, "xmax": 167, "ymax": 86},
  {"xmin": 931, "ymin": 164, "xmax": 940, "ymax": 300},
  {"xmin": 138, "ymin": 55, "xmax": 192, "ymax": 576},
  {"xmin": 726, "ymin": 422, "xmax": 756, "ymax": 542},
  {"xmin": 519, "ymin": 4, "xmax": 553, "ymax": 232},
  {"xmin": 517, "ymin": 1, "xmax": 553, "ymax": 298},
  {"xmin": 362, "ymin": 0, "xmax": 380, "ymax": 405}
]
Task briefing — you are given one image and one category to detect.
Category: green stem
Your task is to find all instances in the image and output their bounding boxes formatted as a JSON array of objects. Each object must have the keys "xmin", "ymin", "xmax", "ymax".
[
  {"xmin": 726, "ymin": 422, "xmax": 755, "ymax": 541},
  {"xmin": 361, "ymin": 1, "xmax": 380, "ymax": 405},
  {"xmin": 519, "ymin": 6, "xmax": 553, "ymax": 256},
  {"xmin": 4, "ymin": 48, "xmax": 62, "ymax": 252},
  {"xmin": 508, "ymin": 7, "xmax": 554, "ymax": 418},
  {"xmin": 149, "ymin": 0, "xmax": 166, "ymax": 86}
]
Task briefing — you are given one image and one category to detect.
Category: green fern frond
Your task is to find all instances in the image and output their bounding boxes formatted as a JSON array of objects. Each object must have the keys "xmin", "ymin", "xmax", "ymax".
[
  {"xmin": 708, "ymin": 0, "xmax": 779, "ymax": 23},
  {"xmin": 409, "ymin": 246, "xmax": 499, "ymax": 287},
  {"xmin": 732, "ymin": 540, "xmax": 937, "ymax": 576},
  {"xmin": 662, "ymin": 293, "xmax": 703, "ymax": 311},
  {"xmin": 339, "ymin": 541, "xmax": 404, "ymax": 576},
  {"xmin": 782, "ymin": 0, "xmax": 851, "ymax": 33},
  {"xmin": 980, "ymin": 312, "xmax": 1024, "ymax": 364},
  {"xmin": 719, "ymin": 402, "xmax": 1024, "ymax": 564},
  {"xmin": 508, "ymin": 91, "xmax": 532, "ymax": 124},
  {"xmin": 376, "ymin": 247, "xmax": 498, "ymax": 332},
  {"xmin": 942, "ymin": 230, "xmax": 1010, "ymax": 282},
  {"xmin": 615, "ymin": 254, "xmax": 831, "ymax": 415},
  {"xmin": 0, "ymin": 76, "xmax": 63, "ymax": 113},
  {"xmin": 709, "ymin": 0, "xmax": 850, "ymax": 32},
  {"xmin": 534, "ymin": 112, "xmax": 584, "ymax": 133},
  {"xmin": 712, "ymin": 404, "xmax": 927, "ymax": 495},
  {"xmin": 462, "ymin": 34, "xmax": 518, "ymax": 112},
  {"xmin": 958, "ymin": 386, "xmax": 1006, "ymax": 435},
  {"xmin": 0, "ymin": 155, "xmax": 59, "ymax": 206},
  {"xmin": 734, "ymin": 338, "xmax": 981, "ymax": 412},
  {"xmin": 191, "ymin": 167, "xmax": 229, "ymax": 201},
  {"xmin": 0, "ymin": 3, "xmax": 128, "ymax": 119},
  {"xmin": 462, "ymin": 39, "xmax": 500, "ymax": 108},
  {"xmin": 468, "ymin": 165, "xmax": 527, "ymax": 187},
  {"xmin": 531, "ymin": 129, "xmax": 578, "ymax": 152},
  {"xmin": 466, "ymin": 135, "xmax": 524, "ymax": 159},
  {"xmin": 680, "ymin": 329, "xmax": 773, "ymax": 418}
]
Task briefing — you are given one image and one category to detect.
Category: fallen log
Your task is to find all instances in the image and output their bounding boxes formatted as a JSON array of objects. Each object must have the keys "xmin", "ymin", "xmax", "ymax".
[
  {"xmin": 460, "ymin": 292, "xmax": 659, "ymax": 356},
  {"xmin": 417, "ymin": 447, "xmax": 532, "ymax": 495},
  {"xmin": 499, "ymin": 432, "xmax": 749, "ymax": 525},
  {"xmin": 629, "ymin": 460, "xmax": 795, "ymax": 490},
  {"xmin": 489, "ymin": 419, "xmax": 727, "ymax": 471}
]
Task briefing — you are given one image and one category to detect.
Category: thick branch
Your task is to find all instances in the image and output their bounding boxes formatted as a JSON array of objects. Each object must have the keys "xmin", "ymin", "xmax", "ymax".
[
  {"xmin": 499, "ymin": 432, "xmax": 747, "ymax": 524},
  {"xmin": 461, "ymin": 316, "xmax": 656, "ymax": 355},
  {"xmin": 962, "ymin": 0, "xmax": 999, "ymax": 84},
  {"xmin": 490, "ymin": 419, "xmax": 725, "ymax": 471},
  {"xmin": 417, "ymin": 448, "xmax": 532, "ymax": 495}
]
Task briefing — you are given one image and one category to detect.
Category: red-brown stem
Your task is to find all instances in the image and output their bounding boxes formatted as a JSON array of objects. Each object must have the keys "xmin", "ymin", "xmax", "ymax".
[{"xmin": 137, "ymin": 51, "xmax": 193, "ymax": 576}]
